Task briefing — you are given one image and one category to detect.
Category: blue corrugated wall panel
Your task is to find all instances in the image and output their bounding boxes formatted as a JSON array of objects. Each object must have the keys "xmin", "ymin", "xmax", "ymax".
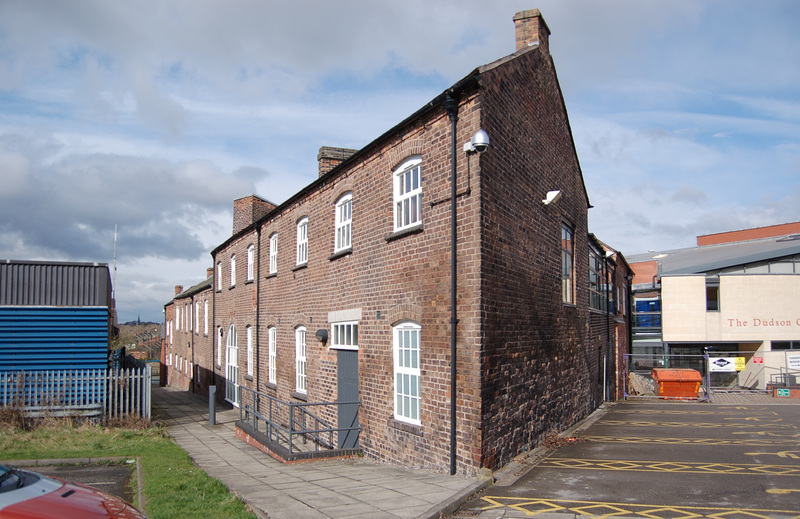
[{"xmin": 0, "ymin": 307, "xmax": 109, "ymax": 371}]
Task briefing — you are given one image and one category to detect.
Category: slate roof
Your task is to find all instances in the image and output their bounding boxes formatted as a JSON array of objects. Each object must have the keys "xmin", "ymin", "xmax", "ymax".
[{"xmin": 627, "ymin": 234, "xmax": 800, "ymax": 276}]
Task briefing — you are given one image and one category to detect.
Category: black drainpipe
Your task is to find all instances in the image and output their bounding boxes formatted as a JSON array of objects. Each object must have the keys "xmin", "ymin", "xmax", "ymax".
[{"xmin": 445, "ymin": 91, "xmax": 459, "ymax": 476}]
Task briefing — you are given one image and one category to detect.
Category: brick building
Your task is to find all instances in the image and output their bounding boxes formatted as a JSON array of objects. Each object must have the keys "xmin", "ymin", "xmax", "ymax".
[
  {"xmin": 164, "ymin": 270, "xmax": 215, "ymax": 394},
  {"xmin": 165, "ymin": 9, "xmax": 630, "ymax": 475}
]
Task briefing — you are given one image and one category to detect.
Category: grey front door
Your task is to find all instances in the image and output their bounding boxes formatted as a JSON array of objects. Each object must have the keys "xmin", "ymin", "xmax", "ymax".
[{"xmin": 337, "ymin": 349, "xmax": 360, "ymax": 449}]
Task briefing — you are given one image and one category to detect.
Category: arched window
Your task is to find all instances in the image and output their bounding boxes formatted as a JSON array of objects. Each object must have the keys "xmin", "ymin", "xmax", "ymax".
[
  {"xmin": 393, "ymin": 156, "xmax": 422, "ymax": 231},
  {"xmin": 393, "ymin": 321, "xmax": 421, "ymax": 424},
  {"xmin": 247, "ymin": 244, "xmax": 255, "ymax": 281},
  {"xmin": 295, "ymin": 326, "xmax": 307, "ymax": 393},
  {"xmin": 335, "ymin": 193, "xmax": 352, "ymax": 252}
]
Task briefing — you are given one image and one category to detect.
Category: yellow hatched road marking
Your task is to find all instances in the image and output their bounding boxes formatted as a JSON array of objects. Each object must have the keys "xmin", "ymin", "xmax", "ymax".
[
  {"xmin": 601, "ymin": 419, "xmax": 796, "ymax": 429},
  {"xmin": 583, "ymin": 435, "xmax": 799, "ymax": 446},
  {"xmin": 539, "ymin": 457, "xmax": 800, "ymax": 476},
  {"xmin": 613, "ymin": 408, "xmax": 777, "ymax": 416},
  {"xmin": 481, "ymin": 496, "xmax": 800, "ymax": 518}
]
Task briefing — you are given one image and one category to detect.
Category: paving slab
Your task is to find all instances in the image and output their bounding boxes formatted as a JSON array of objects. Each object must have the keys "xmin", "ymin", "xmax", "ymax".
[{"xmin": 153, "ymin": 385, "xmax": 488, "ymax": 518}]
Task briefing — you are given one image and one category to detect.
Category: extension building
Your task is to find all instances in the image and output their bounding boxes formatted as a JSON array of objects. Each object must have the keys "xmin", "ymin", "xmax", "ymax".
[
  {"xmin": 629, "ymin": 222, "xmax": 800, "ymax": 392},
  {"xmin": 164, "ymin": 9, "xmax": 630, "ymax": 475}
]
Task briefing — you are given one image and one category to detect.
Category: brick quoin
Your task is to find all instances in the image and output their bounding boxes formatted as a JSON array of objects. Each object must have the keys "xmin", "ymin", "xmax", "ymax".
[{"xmin": 165, "ymin": 9, "xmax": 631, "ymax": 476}]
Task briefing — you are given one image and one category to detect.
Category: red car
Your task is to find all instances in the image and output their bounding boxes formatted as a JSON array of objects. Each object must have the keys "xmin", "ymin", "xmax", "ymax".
[{"xmin": 0, "ymin": 464, "xmax": 146, "ymax": 518}]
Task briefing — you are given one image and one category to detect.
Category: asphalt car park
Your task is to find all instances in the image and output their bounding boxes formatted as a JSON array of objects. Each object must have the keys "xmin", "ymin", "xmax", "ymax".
[{"xmin": 453, "ymin": 400, "xmax": 800, "ymax": 518}]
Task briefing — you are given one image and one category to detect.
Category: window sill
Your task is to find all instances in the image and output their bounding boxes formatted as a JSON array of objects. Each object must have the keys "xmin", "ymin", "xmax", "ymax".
[
  {"xmin": 291, "ymin": 391, "xmax": 308, "ymax": 402},
  {"xmin": 329, "ymin": 247, "xmax": 353, "ymax": 261},
  {"xmin": 292, "ymin": 263, "xmax": 308, "ymax": 272},
  {"xmin": 562, "ymin": 302, "xmax": 577, "ymax": 309},
  {"xmin": 388, "ymin": 418, "xmax": 423, "ymax": 437},
  {"xmin": 244, "ymin": 375, "xmax": 254, "ymax": 382},
  {"xmin": 265, "ymin": 273, "xmax": 277, "ymax": 279},
  {"xmin": 245, "ymin": 279, "xmax": 254, "ymax": 285},
  {"xmin": 264, "ymin": 382, "xmax": 277, "ymax": 391},
  {"xmin": 385, "ymin": 223, "xmax": 423, "ymax": 242}
]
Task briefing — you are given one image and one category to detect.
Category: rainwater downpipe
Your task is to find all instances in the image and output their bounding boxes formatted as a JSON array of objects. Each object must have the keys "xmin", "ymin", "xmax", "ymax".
[{"xmin": 445, "ymin": 92, "xmax": 459, "ymax": 476}]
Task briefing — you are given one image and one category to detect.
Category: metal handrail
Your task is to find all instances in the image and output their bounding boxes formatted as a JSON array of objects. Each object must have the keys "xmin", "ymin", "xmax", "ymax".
[{"xmin": 238, "ymin": 385, "xmax": 360, "ymax": 455}]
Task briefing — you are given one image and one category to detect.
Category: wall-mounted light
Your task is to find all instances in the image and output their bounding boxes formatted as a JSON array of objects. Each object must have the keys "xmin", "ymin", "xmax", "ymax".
[
  {"xmin": 542, "ymin": 190, "xmax": 562, "ymax": 205},
  {"xmin": 463, "ymin": 128, "xmax": 490, "ymax": 155},
  {"xmin": 315, "ymin": 329, "xmax": 328, "ymax": 344}
]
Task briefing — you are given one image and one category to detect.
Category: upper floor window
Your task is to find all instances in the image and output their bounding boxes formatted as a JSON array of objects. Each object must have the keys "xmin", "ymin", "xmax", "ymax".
[
  {"xmin": 176, "ymin": 306, "xmax": 180, "ymax": 331},
  {"xmin": 335, "ymin": 193, "xmax": 352, "ymax": 252},
  {"xmin": 393, "ymin": 156, "xmax": 422, "ymax": 231},
  {"xmin": 195, "ymin": 301, "xmax": 200, "ymax": 334},
  {"xmin": 295, "ymin": 326, "xmax": 307, "ymax": 393},
  {"xmin": 230, "ymin": 254, "xmax": 236, "ymax": 286},
  {"xmin": 247, "ymin": 244, "xmax": 255, "ymax": 281},
  {"xmin": 269, "ymin": 233, "xmax": 278, "ymax": 274},
  {"xmin": 706, "ymin": 278, "xmax": 720, "ymax": 312},
  {"xmin": 394, "ymin": 321, "xmax": 421, "ymax": 425},
  {"xmin": 217, "ymin": 262, "xmax": 222, "ymax": 291},
  {"xmin": 332, "ymin": 321, "xmax": 358, "ymax": 350},
  {"xmin": 588, "ymin": 245, "xmax": 607, "ymax": 311},
  {"xmin": 561, "ymin": 223, "xmax": 575, "ymax": 304},
  {"xmin": 203, "ymin": 300, "xmax": 209, "ymax": 335},
  {"xmin": 296, "ymin": 218, "xmax": 309, "ymax": 265}
]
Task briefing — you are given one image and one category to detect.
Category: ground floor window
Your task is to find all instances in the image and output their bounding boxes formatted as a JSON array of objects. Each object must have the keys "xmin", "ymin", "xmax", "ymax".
[
  {"xmin": 772, "ymin": 341, "xmax": 800, "ymax": 350},
  {"xmin": 393, "ymin": 321, "xmax": 421, "ymax": 425},
  {"xmin": 296, "ymin": 326, "xmax": 307, "ymax": 393}
]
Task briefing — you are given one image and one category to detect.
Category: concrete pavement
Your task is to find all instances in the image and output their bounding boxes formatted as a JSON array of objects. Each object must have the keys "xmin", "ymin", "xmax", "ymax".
[{"xmin": 152, "ymin": 385, "xmax": 489, "ymax": 519}]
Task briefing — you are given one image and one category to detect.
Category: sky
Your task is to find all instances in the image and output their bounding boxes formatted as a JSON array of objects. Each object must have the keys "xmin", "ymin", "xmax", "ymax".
[{"xmin": 1, "ymin": 1, "xmax": 798, "ymax": 323}]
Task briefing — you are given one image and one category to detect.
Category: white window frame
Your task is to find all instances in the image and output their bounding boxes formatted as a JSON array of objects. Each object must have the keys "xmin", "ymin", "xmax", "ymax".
[
  {"xmin": 562, "ymin": 222, "xmax": 575, "ymax": 304},
  {"xmin": 331, "ymin": 321, "xmax": 358, "ymax": 351},
  {"xmin": 296, "ymin": 218, "xmax": 308, "ymax": 265},
  {"xmin": 268, "ymin": 326, "xmax": 277, "ymax": 385},
  {"xmin": 230, "ymin": 254, "xmax": 236, "ymax": 287},
  {"xmin": 217, "ymin": 262, "xmax": 222, "ymax": 291},
  {"xmin": 393, "ymin": 321, "xmax": 421, "ymax": 425},
  {"xmin": 246, "ymin": 326, "xmax": 254, "ymax": 376},
  {"xmin": 335, "ymin": 193, "xmax": 352, "ymax": 252},
  {"xmin": 269, "ymin": 233, "xmax": 278, "ymax": 274},
  {"xmin": 217, "ymin": 326, "xmax": 223, "ymax": 365},
  {"xmin": 203, "ymin": 300, "xmax": 208, "ymax": 335},
  {"xmin": 247, "ymin": 244, "xmax": 255, "ymax": 281},
  {"xmin": 176, "ymin": 306, "xmax": 180, "ymax": 331},
  {"xmin": 295, "ymin": 326, "xmax": 307, "ymax": 393},
  {"xmin": 195, "ymin": 301, "xmax": 200, "ymax": 334},
  {"xmin": 393, "ymin": 156, "xmax": 422, "ymax": 231}
]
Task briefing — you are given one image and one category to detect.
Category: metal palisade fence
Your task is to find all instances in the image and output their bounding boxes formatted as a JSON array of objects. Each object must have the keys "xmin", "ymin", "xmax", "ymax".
[{"xmin": 0, "ymin": 366, "xmax": 151, "ymax": 420}]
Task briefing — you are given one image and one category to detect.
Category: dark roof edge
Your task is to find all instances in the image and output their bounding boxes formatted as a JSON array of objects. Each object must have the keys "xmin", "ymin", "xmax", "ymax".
[{"xmin": 2, "ymin": 259, "xmax": 109, "ymax": 268}]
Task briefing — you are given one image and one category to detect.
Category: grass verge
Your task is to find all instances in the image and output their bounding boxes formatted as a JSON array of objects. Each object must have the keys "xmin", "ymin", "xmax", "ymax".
[{"xmin": 0, "ymin": 422, "xmax": 256, "ymax": 519}]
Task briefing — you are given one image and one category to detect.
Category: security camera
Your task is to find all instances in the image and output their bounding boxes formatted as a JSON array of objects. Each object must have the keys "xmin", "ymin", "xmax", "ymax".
[{"xmin": 470, "ymin": 129, "xmax": 490, "ymax": 153}]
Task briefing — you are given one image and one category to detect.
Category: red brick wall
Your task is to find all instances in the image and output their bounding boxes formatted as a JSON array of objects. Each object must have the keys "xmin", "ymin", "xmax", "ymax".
[
  {"xmin": 477, "ymin": 45, "xmax": 596, "ymax": 469},
  {"xmin": 244, "ymin": 93, "xmax": 486, "ymax": 474},
  {"xmin": 697, "ymin": 221, "xmax": 800, "ymax": 246},
  {"xmin": 164, "ymin": 285, "xmax": 215, "ymax": 396}
]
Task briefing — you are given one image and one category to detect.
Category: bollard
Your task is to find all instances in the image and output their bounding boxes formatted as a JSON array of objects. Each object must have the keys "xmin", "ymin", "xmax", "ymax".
[{"xmin": 209, "ymin": 385, "xmax": 216, "ymax": 426}]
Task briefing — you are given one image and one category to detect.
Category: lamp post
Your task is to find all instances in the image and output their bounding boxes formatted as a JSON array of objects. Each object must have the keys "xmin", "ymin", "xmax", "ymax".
[{"xmin": 444, "ymin": 92, "xmax": 489, "ymax": 475}]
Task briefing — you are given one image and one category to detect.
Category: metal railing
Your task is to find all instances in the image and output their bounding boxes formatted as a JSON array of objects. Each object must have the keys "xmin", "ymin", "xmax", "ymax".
[
  {"xmin": 0, "ymin": 366, "xmax": 151, "ymax": 420},
  {"xmin": 238, "ymin": 385, "xmax": 360, "ymax": 456}
]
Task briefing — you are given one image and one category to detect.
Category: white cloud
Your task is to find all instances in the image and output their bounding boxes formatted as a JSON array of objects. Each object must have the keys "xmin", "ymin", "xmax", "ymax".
[{"xmin": 1, "ymin": 0, "xmax": 799, "ymax": 320}]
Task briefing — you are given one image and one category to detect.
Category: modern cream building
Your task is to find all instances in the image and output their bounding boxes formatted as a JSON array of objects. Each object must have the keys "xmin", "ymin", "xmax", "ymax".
[{"xmin": 630, "ymin": 222, "xmax": 800, "ymax": 390}]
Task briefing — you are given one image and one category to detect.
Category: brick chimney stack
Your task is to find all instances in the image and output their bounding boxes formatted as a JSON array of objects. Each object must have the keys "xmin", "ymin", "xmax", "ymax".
[
  {"xmin": 233, "ymin": 195, "xmax": 277, "ymax": 235},
  {"xmin": 174, "ymin": 285, "xmax": 183, "ymax": 296},
  {"xmin": 206, "ymin": 267, "xmax": 214, "ymax": 279},
  {"xmin": 514, "ymin": 9, "xmax": 550, "ymax": 55},
  {"xmin": 318, "ymin": 146, "xmax": 357, "ymax": 177}
]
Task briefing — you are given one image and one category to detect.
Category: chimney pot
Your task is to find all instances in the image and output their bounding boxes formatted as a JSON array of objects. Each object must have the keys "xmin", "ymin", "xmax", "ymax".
[{"xmin": 513, "ymin": 9, "xmax": 551, "ymax": 54}]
